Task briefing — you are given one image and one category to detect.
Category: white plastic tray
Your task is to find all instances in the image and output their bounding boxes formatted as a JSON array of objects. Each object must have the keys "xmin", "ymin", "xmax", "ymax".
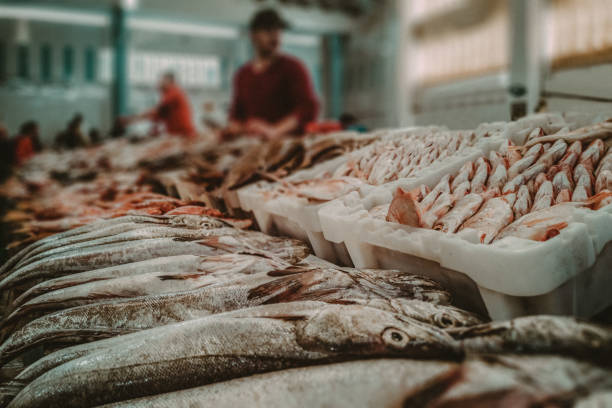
[
  {"xmin": 320, "ymin": 170, "xmax": 612, "ymax": 320},
  {"xmin": 239, "ymin": 126, "xmax": 512, "ymax": 265}
]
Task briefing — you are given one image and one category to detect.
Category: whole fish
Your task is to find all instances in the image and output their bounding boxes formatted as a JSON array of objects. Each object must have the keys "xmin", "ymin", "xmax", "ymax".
[
  {"xmin": 596, "ymin": 148, "xmax": 612, "ymax": 176},
  {"xmin": 2, "ymin": 254, "xmax": 292, "ymax": 332},
  {"xmin": 486, "ymin": 164, "xmax": 507, "ymax": 191},
  {"xmin": 10, "ymin": 225, "xmax": 236, "ymax": 272},
  {"xmin": 0, "ymin": 274, "xmax": 477, "ymax": 367},
  {"xmin": 434, "ymin": 194, "xmax": 484, "ymax": 233},
  {"xmin": 496, "ymin": 203, "xmax": 577, "ymax": 242},
  {"xmin": 427, "ymin": 355, "xmax": 612, "ymax": 408},
  {"xmin": 97, "ymin": 359, "xmax": 459, "ymax": 408},
  {"xmin": 451, "ymin": 161, "xmax": 474, "ymax": 191},
  {"xmin": 502, "ymin": 174, "xmax": 525, "ymax": 194},
  {"xmin": 579, "ymin": 139, "xmax": 605, "ymax": 167},
  {"xmin": 552, "ymin": 167, "xmax": 574, "ymax": 194},
  {"xmin": 535, "ymin": 139, "xmax": 567, "ymax": 167},
  {"xmin": 421, "ymin": 175, "xmax": 451, "ymax": 211},
  {"xmin": 1, "ymin": 214, "xmax": 227, "ymax": 276},
  {"xmin": 596, "ymin": 170, "xmax": 612, "ymax": 194},
  {"xmin": 512, "ymin": 185, "xmax": 532, "ymax": 219},
  {"xmin": 451, "ymin": 315, "xmax": 612, "ymax": 364},
  {"xmin": 0, "ymin": 233, "xmax": 310, "ymax": 291},
  {"xmin": 9, "ymin": 255, "xmax": 214, "ymax": 309},
  {"xmin": 421, "ymin": 193, "xmax": 454, "ymax": 229},
  {"xmin": 6, "ymin": 216, "xmax": 228, "ymax": 273},
  {"xmin": 460, "ymin": 194, "xmax": 515, "ymax": 244},
  {"xmin": 523, "ymin": 122, "xmax": 612, "ymax": 147},
  {"xmin": 507, "ymin": 154, "xmax": 537, "ymax": 180},
  {"xmin": 469, "ymin": 158, "xmax": 490, "ymax": 194},
  {"xmin": 9, "ymin": 302, "xmax": 460, "ymax": 408},
  {"xmin": 531, "ymin": 181, "xmax": 553, "ymax": 212}
]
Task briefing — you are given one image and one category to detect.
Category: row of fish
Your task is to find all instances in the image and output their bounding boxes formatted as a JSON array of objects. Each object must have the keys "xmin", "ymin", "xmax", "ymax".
[
  {"xmin": 386, "ymin": 123, "xmax": 612, "ymax": 243},
  {"xmin": 0, "ymin": 213, "xmax": 610, "ymax": 406},
  {"xmin": 255, "ymin": 128, "xmax": 490, "ymax": 205}
]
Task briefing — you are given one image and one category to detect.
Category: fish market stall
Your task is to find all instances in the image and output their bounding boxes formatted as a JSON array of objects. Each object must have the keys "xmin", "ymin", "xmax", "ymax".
[{"xmin": 0, "ymin": 118, "xmax": 611, "ymax": 407}]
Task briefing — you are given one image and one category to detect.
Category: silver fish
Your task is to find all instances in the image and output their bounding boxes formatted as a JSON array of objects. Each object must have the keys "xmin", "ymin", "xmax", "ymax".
[
  {"xmin": 97, "ymin": 359, "xmax": 458, "ymax": 408},
  {"xmin": 9, "ymin": 302, "xmax": 460, "ymax": 408},
  {"xmin": 451, "ymin": 315, "xmax": 612, "ymax": 363}
]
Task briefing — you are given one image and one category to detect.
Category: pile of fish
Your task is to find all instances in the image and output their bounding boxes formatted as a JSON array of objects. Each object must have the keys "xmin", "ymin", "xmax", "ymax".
[
  {"xmin": 386, "ymin": 122, "xmax": 612, "ymax": 243},
  {"xmin": 251, "ymin": 128, "xmax": 491, "ymax": 205},
  {"xmin": 0, "ymin": 212, "xmax": 609, "ymax": 406}
]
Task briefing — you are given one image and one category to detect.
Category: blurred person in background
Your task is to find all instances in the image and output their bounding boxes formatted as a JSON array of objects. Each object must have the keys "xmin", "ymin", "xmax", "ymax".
[
  {"xmin": 123, "ymin": 72, "xmax": 196, "ymax": 139},
  {"xmin": 224, "ymin": 8, "xmax": 319, "ymax": 141},
  {"xmin": 55, "ymin": 113, "xmax": 87, "ymax": 150},
  {"xmin": 14, "ymin": 121, "xmax": 40, "ymax": 166}
]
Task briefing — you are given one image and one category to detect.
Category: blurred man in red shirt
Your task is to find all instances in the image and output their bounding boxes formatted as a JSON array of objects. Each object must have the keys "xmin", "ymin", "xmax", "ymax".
[
  {"xmin": 225, "ymin": 9, "xmax": 319, "ymax": 140},
  {"xmin": 127, "ymin": 72, "xmax": 196, "ymax": 139}
]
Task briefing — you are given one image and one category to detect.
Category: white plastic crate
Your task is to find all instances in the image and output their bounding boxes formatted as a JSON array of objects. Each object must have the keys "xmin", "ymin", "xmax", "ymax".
[
  {"xmin": 320, "ymin": 172, "xmax": 612, "ymax": 321},
  {"xmin": 238, "ymin": 126, "xmax": 510, "ymax": 265}
]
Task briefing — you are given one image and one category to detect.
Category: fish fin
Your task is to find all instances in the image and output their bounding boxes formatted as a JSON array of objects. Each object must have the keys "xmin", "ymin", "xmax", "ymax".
[
  {"xmin": 266, "ymin": 267, "xmax": 312, "ymax": 277},
  {"xmin": 401, "ymin": 366, "xmax": 464, "ymax": 408},
  {"xmin": 259, "ymin": 314, "xmax": 308, "ymax": 321},
  {"xmin": 157, "ymin": 274, "xmax": 204, "ymax": 281},
  {"xmin": 247, "ymin": 276, "xmax": 306, "ymax": 303}
]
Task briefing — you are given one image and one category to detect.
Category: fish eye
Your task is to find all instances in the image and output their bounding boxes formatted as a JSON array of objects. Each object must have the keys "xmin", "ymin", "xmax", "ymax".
[
  {"xmin": 382, "ymin": 327, "xmax": 410, "ymax": 349},
  {"xmin": 435, "ymin": 313, "xmax": 458, "ymax": 328}
]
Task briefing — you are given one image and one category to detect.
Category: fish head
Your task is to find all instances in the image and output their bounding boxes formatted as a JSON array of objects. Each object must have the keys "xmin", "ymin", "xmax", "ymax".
[
  {"xmin": 389, "ymin": 298, "xmax": 485, "ymax": 329},
  {"xmin": 348, "ymin": 269, "xmax": 448, "ymax": 301},
  {"xmin": 295, "ymin": 305, "xmax": 460, "ymax": 359}
]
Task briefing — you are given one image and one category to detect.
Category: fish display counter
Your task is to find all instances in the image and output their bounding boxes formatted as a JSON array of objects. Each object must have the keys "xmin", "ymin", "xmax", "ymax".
[{"xmin": 0, "ymin": 116, "xmax": 611, "ymax": 406}]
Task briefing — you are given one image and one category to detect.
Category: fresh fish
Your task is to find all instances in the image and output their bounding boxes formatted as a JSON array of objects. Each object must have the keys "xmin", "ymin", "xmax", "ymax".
[
  {"xmin": 502, "ymin": 174, "xmax": 525, "ymax": 194},
  {"xmin": 452, "ymin": 181, "xmax": 471, "ymax": 200},
  {"xmin": 488, "ymin": 151, "xmax": 507, "ymax": 170},
  {"xmin": 8, "ymin": 255, "xmax": 214, "ymax": 309},
  {"xmin": 421, "ymin": 175, "xmax": 451, "ymax": 211},
  {"xmin": 579, "ymin": 139, "xmax": 605, "ymax": 167},
  {"xmin": 535, "ymin": 139, "xmax": 567, "ymax": 167},
  {"xmin": 507, "ymin": 154, "xmax": 537, "ymax": 180},
  {"xmin": 596, "ymin": 170, "xmax": 612, "ymax": 194},
  {"xmin": 496, "ymin": 203, "xmax": 576, "ymax": 242},
  {"xmin": 7, "ymin": 216, "xmax": 228, "ymax": 273},
  {"xmin": 525, "ymin": 127, "xmax": 544, "ymax": 142},
  {"xmin": 486, "ymin": 164, "xmax": 507, "ymax": 191},
  {"xmin": 9, "ymin": 302, "xmax": 460, "ymax": 408},
  {"xmin": 428, "ymin": 355, "xmax": 612, "ymax": 408},
  {"xmin": 532, "ymin": 181, "xmax": 553, "ymax": 212},
  {"xmin": 0, "ymin": 233, "xmax": 310, "ymax": 291},
  {"xmin": 574, "ymin": 163, "xmax": 595, "ymax": 187},
  {"xmin": 576, "ymin": 174, "xmax": 593, "ymax": 196},
  {"xmin": 10, "ymin": 225, "xmax": 235, "ymax": 272},
  {"xmin": 596, "ymin": 148, "xmax": 612, "ymax": 176},
  {"xmin": 534, "ymin": 172, "xmax": 549, "ymax": 192},
  {"xmin": 97, "ymin": 359, "xmax": 459, "ymax": 408},
  {"xmin": 421, "ymin": 193, "xmax": 454, "ymax": 229},
  {"xmin": 2, "ymin": 254, "xmax": 291, "ymax": 333},
  {"xmin": 450, "ymin": 162, "xmax": 474, "ymax": 191},
  {"xmin": 460, "ymin": 195, "xmax": 515, "ymax": 244},
  {"xmin": 572, "ymin": 185, "xmax": 590, "ymax": 202},
  {"xmin": 386, "ymin": 188, "xmax": 422, "ymax": 227},
  {"xmin": 512, "ymin": 185, "xmax": 532, "ymax": 219},
  {"xmin": 434, "ymin": 194, "xmax": 484, "ymax": 233},
  {"xmin": 524, "ymin": 143, "xmax": 544, "ymax": 159},
  {"xmin": 469, "ymin": 158, "xmax": 490, "ymax": 194},
  {"xmin": 552, "ymin": 166, "xmax": 574, "ymax": 193},
  {"xmin": 555, "ymin": 189, "xmax": 571, "ymax": 204},
  {"xmin": 520, "ymin": 162, "xmax": 547, "ymax": 182},
  {"xmin": 451, "ymin": 315, "xmax": 612, "ymax": 364},
  {"xmin": 523, "ymin": 122, "xmax": 612, "ymax": 147}
]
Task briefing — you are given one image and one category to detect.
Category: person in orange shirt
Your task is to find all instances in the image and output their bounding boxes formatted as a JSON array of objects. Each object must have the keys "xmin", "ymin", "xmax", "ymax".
[
  {"xmin": 125, "ymin": 72, "xmax": 196, "ymax": 139},
  {"xmin": 14, "ymin": 121, "xmax": 39, "ymax": 166}
]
